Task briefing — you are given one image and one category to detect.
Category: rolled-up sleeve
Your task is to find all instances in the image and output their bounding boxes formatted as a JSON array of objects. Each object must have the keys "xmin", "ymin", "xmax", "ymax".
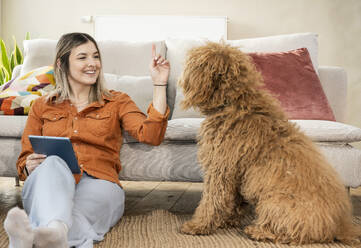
[{"xmin": 118, "ymin": 93, "xmax": 169, "ymax": 146}]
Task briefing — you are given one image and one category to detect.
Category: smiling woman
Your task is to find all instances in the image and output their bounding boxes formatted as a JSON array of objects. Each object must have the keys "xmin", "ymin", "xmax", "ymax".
[
  {"xmin": 47, "ymin": 33, "xmax": 110, "ymax": 109},
  {"xmin": 67, "ymin": 42, "xmax": 101, "ymax": 111},
  {"xmin": 3, "ymin": 32, "xmax": 171, "ymax": 248},
  {"xmin": 68, "ymin": 43, "xmax": 100, "ymax": 91}
]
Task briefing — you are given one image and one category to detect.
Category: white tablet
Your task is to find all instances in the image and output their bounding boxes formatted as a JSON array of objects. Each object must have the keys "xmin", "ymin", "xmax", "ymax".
[{"xmin": 28, "ymin": 135, "xmax": 81, "ymax": 174}]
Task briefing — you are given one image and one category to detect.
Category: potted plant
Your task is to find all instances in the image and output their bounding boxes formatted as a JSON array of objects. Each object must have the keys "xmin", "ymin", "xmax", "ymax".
[{"xmin": 0, "ymin": 32, "xmax": 30, "ymax": 85}]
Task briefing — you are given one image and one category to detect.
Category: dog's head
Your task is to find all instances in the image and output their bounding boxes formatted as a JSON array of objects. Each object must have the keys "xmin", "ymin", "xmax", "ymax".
[{"xmin": 178, "ymin": 42, "xmax": 263, "ymax": 113}]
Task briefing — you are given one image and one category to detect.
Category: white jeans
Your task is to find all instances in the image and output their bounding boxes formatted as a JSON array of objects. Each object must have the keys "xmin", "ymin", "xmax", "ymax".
[{"xmin": 22, "ymin": 155, "xmax": 125, "ymax": 248}]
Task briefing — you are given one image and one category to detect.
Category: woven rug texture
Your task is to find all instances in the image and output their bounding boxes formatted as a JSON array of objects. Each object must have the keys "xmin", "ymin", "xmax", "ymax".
[{"xmin": 0, "ymin": 210, "xmax": 359, "ymax": 248}]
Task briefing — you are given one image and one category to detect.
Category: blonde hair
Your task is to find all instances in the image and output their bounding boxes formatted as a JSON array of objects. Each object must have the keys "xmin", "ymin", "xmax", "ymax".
[{"xmin": 46, "ymin": 32, "xmax": 110, "ymax": 104}]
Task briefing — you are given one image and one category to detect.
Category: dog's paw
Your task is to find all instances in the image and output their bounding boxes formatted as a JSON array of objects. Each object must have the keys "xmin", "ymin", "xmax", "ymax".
[
  {"xmin": 226, "ymin": 217, "xmax": 243, "ymax": 227},
  {"xmin": 180, "ymin": 220, "xmax": 214, "ymax": 235},
  {"xmin": 244, "ymin": 224, "xmax": 277, "ymax": 242}
]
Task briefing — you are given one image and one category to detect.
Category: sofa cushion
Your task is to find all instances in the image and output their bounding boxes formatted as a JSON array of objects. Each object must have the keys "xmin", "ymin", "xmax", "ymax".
[
  {"xmin": 104, "ymin": 73, "xmax": 155, "ymax": 144},
  {"xmin": 0, "ymin": 137, "xmax": 23, "ymax": 177},
  {"xmin": 248, "ymin": 48, "xmax": 335, "ymax": 121},
  {"xmin": 0, "ymin": 115, "xmax": 28, "ymax": 137},
  {"xmin": 21, "ymin": 39, "xmax": 58, "ymax": 76},
  {"xmin": 317, "ymin": 143, "xmax": 361, "ymax": 188},
  {"xmin": 104, "ymin": 74, "xmax": 153, "ymax": 114},
  {"xmin": 118, "ymin": 139, "xmax": 361, "ymax": 187},
  {"xmin": 164, "ymin": 118, "xmax": 361, "ymax": 143},
  {"xmin": 164, "ymin": 118, "xmax": 203, "ymax": 141},
  {"xmin": 290, "ymin": 120, "xmax": 361, "ymax": 143},
  {"xmin": 165, "ymin": 38, "xmax": 206, "ymax": 118},
  {"xmin": 0, "ymin": 66, "xmax": 55, "ymax": 115},
  {"xmin": 99, "ymin": 40, "xmax": 166, "ymax": 76},
  {"xmin": 21, "ymin": 39, "xmax": 166, "ymax": 76},
  {"xmin": 170, "ymin": 33, "xmax": 319, "ymax": 119},
  {"xmin": 10, "ymin": 117, "xmax": 360, "ymax": 144},
  {"xmin": 227, "ymin": 32, "xmax": 319, "ymax": 70},
  {"xmin": 318, "ymin": 66, "xmax": 347, "ymax": 122}
]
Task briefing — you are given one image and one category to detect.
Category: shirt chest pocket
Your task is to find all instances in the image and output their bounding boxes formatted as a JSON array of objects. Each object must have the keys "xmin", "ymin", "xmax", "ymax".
[
  {"xmin": 42, "ymin": 113, "xmax": 68, "ymax": 136},
  {"xmin": 85, "ymin": 111, "xmax": 112, "ymax": 136}
]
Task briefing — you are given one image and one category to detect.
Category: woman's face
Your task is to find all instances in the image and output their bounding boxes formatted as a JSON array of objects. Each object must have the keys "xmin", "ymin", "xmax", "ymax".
[{"xmin": 67, "ymin": 41, "xmax": 101, "ymax": 88}]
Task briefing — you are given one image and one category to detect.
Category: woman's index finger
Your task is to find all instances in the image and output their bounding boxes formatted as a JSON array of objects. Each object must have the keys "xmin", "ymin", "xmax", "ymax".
[{"xmin": 152, "ymin": 44, "xmax": 156, "ymax": 58}]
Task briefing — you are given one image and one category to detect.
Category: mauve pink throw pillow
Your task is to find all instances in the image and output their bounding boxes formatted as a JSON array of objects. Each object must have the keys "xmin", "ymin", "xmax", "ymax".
[{"xmin": 248, "ymin": 48, "xmax": 336, "ymax": 121}]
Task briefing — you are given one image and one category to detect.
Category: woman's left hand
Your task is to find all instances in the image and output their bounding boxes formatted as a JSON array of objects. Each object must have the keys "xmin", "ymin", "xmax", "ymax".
[{"xmin": 149, "ymin": 44, "xmax": 170, "ymax": 85}]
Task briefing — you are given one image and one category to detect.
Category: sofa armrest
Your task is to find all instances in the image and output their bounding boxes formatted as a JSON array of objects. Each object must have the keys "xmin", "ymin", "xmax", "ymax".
[{"xmin": 318, "ymin": 66, "xmax": 347, "ymax": 123}]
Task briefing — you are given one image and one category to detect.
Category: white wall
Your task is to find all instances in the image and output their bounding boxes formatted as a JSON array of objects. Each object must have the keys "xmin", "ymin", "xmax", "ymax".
[
  {"xmin": 0, "ymin": 0, "xmax": 2, "ymax": 38},
  {"xmin": 2, "ymin": 0, "xmax": 361, "ymax": 146}
]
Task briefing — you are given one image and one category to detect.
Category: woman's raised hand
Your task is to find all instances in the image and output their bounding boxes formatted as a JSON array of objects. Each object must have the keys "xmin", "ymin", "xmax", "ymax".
[{"xmin": 149, "ymin": 44, "xmax": 170, "ymax": 86}]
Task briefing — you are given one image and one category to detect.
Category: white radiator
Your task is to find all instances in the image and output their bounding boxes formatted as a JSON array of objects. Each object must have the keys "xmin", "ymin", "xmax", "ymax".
[{"xmin": 93, "ymin": 15, "xmax": 227, "ymax": 41}]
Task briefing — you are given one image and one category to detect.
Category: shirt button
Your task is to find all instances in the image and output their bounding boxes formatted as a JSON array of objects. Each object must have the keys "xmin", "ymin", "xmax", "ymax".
[{"xmin": 74, "ymin": 130, "xmax": 78, "ymax": 133}]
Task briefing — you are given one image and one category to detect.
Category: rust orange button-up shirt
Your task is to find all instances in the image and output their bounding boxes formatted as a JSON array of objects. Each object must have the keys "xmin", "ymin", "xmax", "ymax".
[{"xmin": 16, "ymin": 91, "xmax": 169, "ymax": 185}]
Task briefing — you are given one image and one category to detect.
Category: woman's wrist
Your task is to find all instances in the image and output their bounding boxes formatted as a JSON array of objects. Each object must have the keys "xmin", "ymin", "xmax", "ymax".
[
  {"xmin": 153, "ymin": 81, "xmax": 167, "ymax": 86},
  {"xmin": 152, "ymin": 84, "xmax": 167, "ymax": 115}
]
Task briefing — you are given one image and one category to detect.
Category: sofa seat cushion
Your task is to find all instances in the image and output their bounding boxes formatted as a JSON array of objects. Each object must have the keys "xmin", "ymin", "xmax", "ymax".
[
  {"xmin": 0, "ymin": 115, "xmax": 28, "ymax": 137},
  {"xmin": 317, "ymin": 143, "xmax": 361, "ymax": 188},
  {"xmin": 0, "ymin": 137, "xmax": 23, "ymax": 177},
  {"xmin": 2, "ymin": 136, "xmax": 360, "ymax": 187},
  {"xmin": 165, "ymin": 118, "xmax": 203, "ymax": 141},
  {"xmin": 3, "ymin": 116, "xmax": 361, "ymax": 145},
  {"xmin": 289, "ymin": 120, "xmax": 361, "ymax": 143},
  {"xmin": 118, "ymin": 140, "xmax": 361, "ymax": 188},
  {"xmin": 164, "ymin": 118, "xmax": 361, "ymax": 143}
]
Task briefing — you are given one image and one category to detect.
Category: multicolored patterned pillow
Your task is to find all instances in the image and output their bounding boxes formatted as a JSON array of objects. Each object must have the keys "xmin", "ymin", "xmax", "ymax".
[{"xmin": 0, "ymin": 66, "xmax": 55, "ymax": 115}]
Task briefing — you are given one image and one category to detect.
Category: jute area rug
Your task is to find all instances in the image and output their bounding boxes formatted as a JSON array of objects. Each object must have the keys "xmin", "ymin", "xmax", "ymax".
[{"xmin": 0, "ymin": 210, "xmax": 359, "ymax": 248}]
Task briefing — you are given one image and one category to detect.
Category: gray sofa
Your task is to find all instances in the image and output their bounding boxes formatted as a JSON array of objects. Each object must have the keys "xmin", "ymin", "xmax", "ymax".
[{"xmin": 1, "ymin": 33, "xmax": 361, "ymax": 188}]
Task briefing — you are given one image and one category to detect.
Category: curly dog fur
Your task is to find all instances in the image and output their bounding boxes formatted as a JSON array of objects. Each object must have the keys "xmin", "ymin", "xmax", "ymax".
[{"xmin": 178, "ymin": 42, "xmax": 361, "ymax": 245}]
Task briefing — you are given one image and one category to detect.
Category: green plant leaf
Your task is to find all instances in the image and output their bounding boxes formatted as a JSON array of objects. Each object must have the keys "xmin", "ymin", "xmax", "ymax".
[
  {"xmin": 15, "ymin": 44, "xmax": 23, "ymax": 64},
  {"xmin": 0, "ymin": 67, "xmax": 4, "ymax": 85},
  {"xmin": 25, "ymin": 32, "xmax": 31, "ymax": 40},
  {"xmin": 4, "ymin": 66, "xmax": 10, "ymax": 82},
  {"xmin": 10, "ymin": 52, "xmax": 16, "ymax": 71},
  {"xmin": 0, "ymin": 40, "xmax": 11, "ymax": 78},
  {"xmin": 12, "ymin": 37, "xmax": 23, "ymax": 65},
  {"xmin": 0, "ymin": 33, "xmax": 29, "ymax": 84},
  {"xmin": 0, "ymin": 65, "xmax": 10, "ymax": 83}
]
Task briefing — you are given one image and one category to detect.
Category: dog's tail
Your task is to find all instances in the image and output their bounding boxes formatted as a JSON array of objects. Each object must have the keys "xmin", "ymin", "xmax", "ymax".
[{"xmin": 336, "ymin": 219, "xmax": 361, "ymax": 247}]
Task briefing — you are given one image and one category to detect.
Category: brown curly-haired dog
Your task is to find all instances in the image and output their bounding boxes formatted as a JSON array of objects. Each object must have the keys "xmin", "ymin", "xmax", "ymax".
[{"xmin": 178, "ymin": 42, "xmax": 361, "ymax": 245}]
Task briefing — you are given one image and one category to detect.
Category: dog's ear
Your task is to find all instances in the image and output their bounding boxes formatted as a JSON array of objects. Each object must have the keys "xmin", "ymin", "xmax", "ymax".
[
  {"xmin": 179, "ymin": 42, "xmax": 263, "ymax": 111},
  {"xmin": 178, "ymin": 49, "xmax": 216, "ymax": 110}
]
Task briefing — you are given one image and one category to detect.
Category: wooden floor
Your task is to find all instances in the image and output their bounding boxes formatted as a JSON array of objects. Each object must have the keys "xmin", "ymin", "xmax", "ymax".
[
  {"xmin": 0, "ymin": 177, "xmax": 203, "ymax": 216},
  {"xmin": 1, "ymin": 177, "xmax": 361, "ymax": 218}
]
